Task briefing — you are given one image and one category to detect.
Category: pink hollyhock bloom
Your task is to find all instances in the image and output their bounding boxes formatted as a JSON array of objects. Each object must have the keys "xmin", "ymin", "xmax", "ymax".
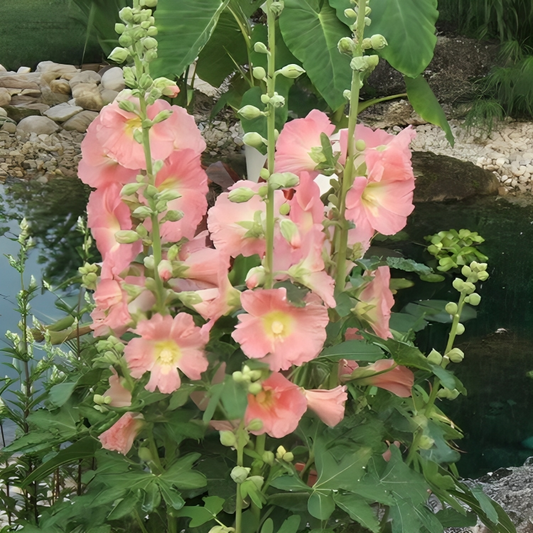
[
  {"xmin": 104, "ymin": 368, "xmax": 132, "ymax": 407},
  {"xmin": 99, "ymin": 412, "xmax": 143, "ymax": 455},
  {"xmin": 78, "ymin": 116, "xmax": 139, "ymax": 189},
  {"xmin": 304, "ymin": 386, "xmax": 347, "ymax": 427},
  {"xmin": 275, "ymin": 109, "xmax": 335, "ymax": 177},
  {"xmin": 345, "ymin": 174, "xmax": 415, "ymax": 236},
  {"xmin": 354, "ymin": 266, "xmax": 394, "ymax": 339},
  {"xmin": 87, "ymin": 184, "xmax": 142, "ymax": 278},
  {"xmin": 90, "ymin": 277, "xmax": 131, "ymax": 337},
  {"xmin": 289, "ymin": 171, "xmax": 324, "ymax": 231},
  {"xmin": 340, "ymin": 125, "xmax": 416, "ymax": 182},
  {"xmin": 232, "ymin": 288, "xmax": 328, "ymax": 371},
  {"xmin": 338, "ymin": 358, "xmax": 359, "ymax": 382},
  {"xmin": 245, "ymin": 372, "xmax": 307, "ymax": 438},
  {"xmin": 124, "ymin": 313, "xmax": 209, "ymax": 394},
  {"xmin": 165, "ymin": 104, "xmax": 206, "ymax": 155},
  {"xmin": 190, "ymin": 363, "xmax": 226, "ymax": 411},
  {"xmin": 96, "ymin": 97, "xmax": 177, "ymax": 170},
  {"xmin": 355, "ymin": 359, "xmax": 414, "ymax": 398},
  {"xmin": 153, "ymin": 149, "xmax": 208, "ymax": 242},
  {"xmin": 207, "ymin": 181, "xmax": 283, "ymax": 258}
]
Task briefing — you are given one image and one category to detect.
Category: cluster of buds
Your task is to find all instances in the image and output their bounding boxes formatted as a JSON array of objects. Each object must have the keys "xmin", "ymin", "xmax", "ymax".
[
  {"xmin": 233, "ymin": 365, "xmax": 266, "ymax": 395},
  {"xmin": 275, "ymin": 445, "xmax": 294, "ymax": 462},
  {"xmin": 79, "ymin": 262, "xmax": 99, "ymax": 290},
  {"xmin": 95, "ymin": 336, "xmax": 125, "ymax": 366}
]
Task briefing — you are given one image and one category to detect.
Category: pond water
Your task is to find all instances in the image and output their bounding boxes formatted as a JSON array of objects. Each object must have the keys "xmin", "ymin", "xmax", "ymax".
[{"xmin": 0, "ymin": 178, "xmax": 532, "ymax": 478}]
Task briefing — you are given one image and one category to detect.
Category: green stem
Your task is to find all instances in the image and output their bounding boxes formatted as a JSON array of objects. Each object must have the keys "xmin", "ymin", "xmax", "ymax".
[
  {"xmin": 333, "ymin": 0, "xmax": 368, "ymax": 288},
  {"xmin": 147, "ymin": 433, "xmax": 164, "ymax": 475},
  {"xmin": 264, "ymin": 0, "xmax": 277, "ymax": 290},
  {"xmin": 235, "ymin": 434, "xmax": 245, "ymax": 533},
  {"xmin": 134, "ymin": 508, "xmax": 150, "ymax": 533}
]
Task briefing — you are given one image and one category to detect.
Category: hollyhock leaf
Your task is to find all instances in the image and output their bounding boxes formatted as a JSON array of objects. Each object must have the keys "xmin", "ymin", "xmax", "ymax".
[
  {"xmin": 333, "ymin": 493, "xmax": 380, "ymax": 533},
  {"xmin": 273, "ymin": 281, "xmax": 309, "ymax": 307},
  {"xmin": 386, "ymin": 257, "xmax": 432, "ymax": 276},
  {"xmin": 435, "ymin": 508, "xmax": 477, "ymax": 529},
  {"xmin": 175, "ymin": 504, "xmax": 217, "ymax": 527},
  {"xmin": 220, "ymin": 376, "xmax": 248, "ymax": 420},
  {"xmin": 157, "ymin": 479, "xmax": 186, "ymax": 510},
  {"xmin": 107, "ymin": 493, "xmax": 140, "ymax": 520},
  {"xmin": 261, "ymin": 518, "xmax": 274, "ymax": 533},
  {"xmin": 308, "ymin": 491, "xmax": 336, "ymax": 520},
  {"xmin": 169, "ymin": 384, "xmax": 197, "ymax": 410},
  {"xmin": 372, "ymin": 337, "xmax": 432, "ymax": 371},
  {"xmin": 278, "ymin": 516, "xmax": 301, "ymax": 533},
  {"xmin": 280, "ymin": 0, "xmax": 351, "ymax": 110},
  {"xmin": 421, "ymin": 421, "xmax": 461, "ymax": 465},
  {"xmin": 389, "ymin": 499, "xmax": 425, "ymax": 533},
  {"xmin": 228, "ymin": 254, "xmax": 261, "ymax": 286},
  {"xmin": 270, "ymin": 475, "xmax": 312, "ymax": 492},
  {"xmin": 202, "ymin": 382, "xmax": 224, "ymax": 424},
  {"xmin": 334, "ymin": 291, "xmax": 354, "ymax": 317},
  {"xmin": 429, "ymin": 364, "xmax": 465, "ymax": 394},
  {"xmin": 405, "ymin": 74, "xmax": 454, "ymax": 146},
  {"xmin": 319, "ymin": 340, "xmax": 383, "ymax": 362},
  {"xmin": 48, "ymin": 382, "xmax": 77, "ymax": 408},
  {"xmin": 162, "ymin": 453, "xmax": 207, "ymax": 490}
]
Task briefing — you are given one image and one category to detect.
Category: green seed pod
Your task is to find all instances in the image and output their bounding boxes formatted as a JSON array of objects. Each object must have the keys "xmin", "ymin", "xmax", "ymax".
[
  {"xmin": 243, "ymin": 132, "xmax": 265, "ymax": 149},
  {"xmin": 452, "ymin": 278, "xmax": 465, "ymax": 291},
  {"xmin": 262, "ymin": 451, "xmax": 275, "ymax": 465},
  {"xmin": 248, "ymin": 382, "xmax": 262, "ymax": 395},
  {"xmin": 355, "ymin": 139, "xmax": 366, "ymax": 152},
  {"xmin": 279, "ymin": 203, "xmax": 290, "ymax": 216},
  {"xmin": 478, "ymin": 271, "xmax": 489, "ymax": 281},
  {"xmin": 338, "ymin": 37, "xmax": 355, "ymax": 56},
  {"xmin": 115, "ymin": 23, "xmax": 126, "ymax": 35}
]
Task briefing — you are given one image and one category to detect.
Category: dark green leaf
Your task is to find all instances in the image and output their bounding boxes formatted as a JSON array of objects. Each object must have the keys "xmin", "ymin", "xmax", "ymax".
[
  {"xmin": 308, "ymin": 491, "xmax": 335, "ymax": 520},
  {"xmin": 374, "ymin": 337, "xmax": 432, "ymax": 370},
  {"xmin": 48, "ymin": 382, "xmax": 77, "ymax": 408},
  {"xmin": 220, "ymin": 375, "xmax": 248, "ymax": 420},
  {"xmin": 386, "ymin": 257, "xmax": 432, "ymax": 276},
  {"xmin": 319, "ymin": 340, "xmax": 383, "ymax": 361},
  {"xmin": 157, "ymin": 478, "xmax": 185, "ymax": 511},
  {"xmin": 107, "ymin": 493, "xmax": 139, "ymax": 520},
  {"xmin": 334, "ymin": 493, "xmax": 380, "ymax": 533},
  {"xmin": 162, "ymin": 453, "xmax": 207, "ymax": 490},
  {"xmin": 436, "ymin": 508, "xmax": 477, "ymax": 528}
]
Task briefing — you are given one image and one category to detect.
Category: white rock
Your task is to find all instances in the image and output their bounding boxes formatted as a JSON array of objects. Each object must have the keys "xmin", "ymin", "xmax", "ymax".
[
  {"xmin": 100, "ymin": 88, "xmax": 118, "ymax": 105},
  {"xmin": 101, "ymin": 67, "xmax": 125, "ymax": 92},
  {"xmin": 513, "ymin": 168, "xmax": 525, "ymax": 177},
  {"xmin": 72, "ymin": 83, "xmax": 103, "ymax": 111},
  {"xmin": 69, "ymin": 70, "xmax": 101, "ymax": 89},
  {"xmin": 63, "ymin": 110, "xmax": 98, "ymax": 133},
  {"xmin": 0, "ymin": 87, "xmax": 11, "ymax": 106},
  {"xmin": 0, "ymin": 64, "xmax": 6, "ymax": 72},
  {"xmin": 17, "ymin": 116, "xmax": 60, "ymax": 136},
  {"xmin": 17, "ymin": 67, "xmax": 31, "ymax": 74},
  {"xmin": 495, "ymin": 157, "xmax": 508, "ymax": 166},
  {"xmin": 43, "ymin": 103, "xmax": 83, "ymax": 122},
  {"xmin": 1, "ymin": 121, "xmax": 16, "ymax": 133},
  {"xmin": 36, "ymin": 61, "xmax": 78, "ymax": 76},
  {"xmin": 0, "ymin": 107, "xmax": 6, "ymax": 117}
]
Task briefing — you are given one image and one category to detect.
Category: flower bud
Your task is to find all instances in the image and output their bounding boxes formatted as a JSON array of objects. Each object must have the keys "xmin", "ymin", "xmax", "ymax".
[
  {"xmin": 452, "ymin": 278, "xmax": 464, "ymax": 292},
  {"xmin": 477, "ymin": 271, "xmax": 489, "ymax": 281},
  {"xmin": 114, "ymin": 230, "xmax": 140, "ymax": 244},
  {"xmin": 121, "ymin": 182, "xmax": 142, "ymax": 196},
  {"xmin": 270, "ymin": 1, "xmax": 284, "ymax": 16},
  {"xmin": 456, "ymin": 323, "xmax": 465, "ymax": 335},
  {"xmin": 152, "ymin": 110, "xmax": 172, "ymax": 123},
  {"xmin": 258, "ymin": 185, "xmax": 268, "ymax": 197},
  {"xmin": 343, "ymin": 90, "xmax": 351, "ymax": 100},
  {"xmin": 232, "ymin": 371, "xmax": 244, "ymax": 383},
  {"xmin": 282, "ymin": 452, "xmax": 294, "ymax": 462},
  {"xmin": 248, "ymin": 382, "xmax": 262, "ymax": 395},
  {"xmin": 254, "ymin": 42, "xmax": 269, "ymax": 54},
  {"xmin": 467, "ymin": 293, "xmax": 481, "ymax": 306},
  {"xmin": 447, "ymin": 348, "xmax": 464, "ymax": 363},
  {"xmin": 338, "ymin": 37, "xmax": 355, "ymax": 55},
  {"xmin": 269, "ymin": 172, "xmax": 299, "ymax": 190},
  {"xmin": 119, "ymin": 33, "xmax": 134, "ymax": 47},
  {"xmin": 147, "ymin": 26, "xmax": 158, "ymax": 37},
  {"xmin": 355, "ymin": 139, "xmax": 366, "ymax": 151},
  {"xmin": 230, "ymin": 466, "xmax": 250, "ymax": 484},
  {"xmin": 228, "ymin": 187, "xmax": 256, "ymax": 203},
  {"xmin": 243, "ymin": 132, "xmax": 266, "ymax": 149},
  {"xmin": 245, "ymin": 266, "xmax": 265, "ymax": 289},
  {"xmin": 133, "ymin": 206, "xmax": 153, "ymax": 219},
  {"xmin": 238, "ymin": 105, "xmax": 263, "ymax": 120},
  {"xmin": 370, "ymin": 34, "xmax": 388, "ymax": 50},
  {"xmin": 220, "ymin": 431, "xmax": 237, "ymax": 447},
  {"xmin": 161, "ymin": 210, "xmax": 183, "ymax": 222},
  {"xmin": 262, "ymin": 451, "xmax": 275, "ymax": 465},
  {"xmin": 119, "ymin": 7, "xmax": 134, "ymax": 22},
  {"xmin": 108, "ymin": 47, "xmax": 129, "ymax": 64},
  {"xmin": 247, "ymin": 419, "xmax": 263, "ymax": 431},
  {"xmin": 445, "ymin": 302, "xmax": 458, "ymax": 315},
  {"xmin": 115, "ymin": 23, "xmax": 126, "ymax": 35},
  {"xmin": 463, "ymin": 282, "xmax": 476, "ymax": 295},
  {"xmin": 418, "ymin": 435, "xmax": 434, "ymax": 450},
  {"xmin": 427, "ymin": 349, "xmax": 442, "ymax": 365},
  {"xmin": 279, "ymin": 64, "xmax": 305, "ymax": 79},
  {"xmin": 138, "ymin": 447, "xmax": 153, "ymax": 462},
  {"xmin": 145, "ymin": 49, "xmax": 158, "ymax": 62},
  {"xmin": 269, "ymin": 93, "xmax": 285, "ymax": 107},
  {"xmin": 280, "ymin": 219, "xmax": 300, "ymax": 247},
  {"xmin": 461, "ymin": 265, "xmax": 472, "ymax": 277},
  {"xmin": 366, "ymin": 55, "xmax": 379, "ymax": 68},
  {"xmin": 279, "ymin": 203, "xmax": 290, "ymax": 216},
  {"xmin": 253, "ymin": 66, "xmax": 266, "ymax": 80},
  {"xmin": 344, "ymin": 8, "xmax": 357, "ymax": 18},
  {"xmin": 247, "ymin": 475, "xmax": 265, "ymax": 490},
  {"xmin": 276, "ymin": 445, "xmax": 287, "ymax": 460},
  {"xmin": 350, "ymin": 57, "xmax": 367, "ymax": 72},
  {"xmin": 260, "ymin": 94, "xmax": 270, "ymax": 104},
  {"xmin": 361, "ymin": 38, "xmax": 372, "ymax": 50}
]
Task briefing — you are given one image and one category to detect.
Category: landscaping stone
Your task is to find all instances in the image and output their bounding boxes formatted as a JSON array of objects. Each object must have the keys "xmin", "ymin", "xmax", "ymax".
[
  {"xmin": 63, "ymin": 110, "xmax": 98, "ymax": 133},
  {"xmin": 0, "ymin": 88, "xmax": 11, "ymax": 106},
  {"xmin": 101, "ymin": 67, "xmax": 125, "ymax": 92},
  {"xmin": 36, "ymin": 61, "xmax": 78, "ymax": 79},
  {"xmin": 0, "ymin": 75, "xmax": 40, "ymax": 91},
  {"xmin": 69, "ymin": 70, "xmax": 101, "ymax": 89},
  {"xmin": 100, "ymin": 88, "xmax": 118, "ymax": 105},
  {"xmin": 72, "ymin": 82, "xmax": 103, "ymax": 111},
  {"xmin": 41, "ymin": 86, "xmax": 70, "ymax": 106},
  {"xmin": 17, "ymin": 115, "xmax": 60, "ymax": 136},
  {"xmin": 44, "ymin": 102, "xmax": 83, "ymax": 122}
]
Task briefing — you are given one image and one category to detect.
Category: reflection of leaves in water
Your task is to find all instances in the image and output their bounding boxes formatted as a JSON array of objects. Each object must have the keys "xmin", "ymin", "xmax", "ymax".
[{"xmin": 0, "ymin": 178, "xmax": 93, "ymax": 284}]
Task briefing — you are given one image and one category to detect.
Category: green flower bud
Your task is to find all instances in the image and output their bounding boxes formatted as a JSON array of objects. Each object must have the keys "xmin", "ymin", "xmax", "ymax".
[
  {"xmin": 138, "ymin": 447, "xmax": 153, "ymax": 462},
  {"xmin": 344, "ymin": 8, "xmax": 357, "ymax": 18},
  {"xmin": 467, "ymin": 293, "xmax": 481, "ymax": 306},
  {"xmin": 343, "ymin": 89, "xmax": 351, "ymax": 100},
  {"xmin": 133, "ymin": 206, "xmax": 153, "ymax": 219},
  {"xmin": 269, "ymin": 172, "xmax": 299, "ymax": 190},
  {"xmin": 260, "ymin": 168, "xmax": 270, "ymax": 180},
  {"xmin": 152, "ymin": 110, "xmax": 173, "ymax": 123},
  {"xmin": 461, "ymin": 265, "xmax": 472, "ymax": 277},
  {"xmin": 279, "ymin": 203, "xmax": 290, "ymax": 216},
  {"xmin": 114, "ymin": 230, "xmax": 140, "ymax": 244},
  {"xmin": 355, "ymin": 139, "xmax": 366, "ymax": 151},
  {"xmin": 370, "ymin": 34, "xmax": 388, "ymax": 50},
  {"xmin": 238, "ymin": 105, "xmax": 263, "ymax": 120},
  {"xmin": 447, "ymin": 348, "xmax": 465, "ymax": 363},
  {"xmin": 282, "ymin": 452, "xmax": 294, "ymax": 462},
  {"xmin": 119, "ymin": 7, "xmax": 134, "ymax": 22},
  {"xmin": 243, "ymin": 132, "xmax": 266, "ymax": 149},
  {"xmin": 452, "ymin": 278, "xmax": 464, "ymax": 291},
  {"xmin": 141, "ymin": 0, "xmax": 158, "ymax": 7},
  {"xmin": 121, "ymin": 182, "xmax": 142, "ymax": 196},
  {"xmin": 338, "ymin": 37, "xmax": 355, "ymax": 55},
  {"xmin": 252, "ymin": 66, "xmax": 266, "ymax": 80},
  {"xmin": 254, "ymin": 42, "xmax": 269, "ymax": 54},
  {"xmin": 115, "ymin": 23, "xmax": 126, "ymax": 35},
  {"xmin": 418, "ymin": 435, "xmax": 434, "ymax": 450},
  {"xmin": 279, "ymin": 64, "xmax": 305, "ymax": 79},
  {"xmin": 445, "ymin": 302, "xmax": 458, "ymax": 315},
  {"xmin": 230, "ymin": 466, "xmax": 250, "ymax": 484},
  {"xmin": 142, "ymin": 37, "xmax": 158, "ymax": 50},
  {"xmin": 145, "ymin": 49, "xmax": 158, "ymax": 62},
  {"xmin": 366, "ymin": 55, "xmax": 379, "ymax": 68},
  {"xmin": 362, "ymin": 37, "xmax": 373, "ymax": 49},
  {"xmin": 258, "ymin": 185, "xmax": 268, "ymax": 197},
  {"xmin": 463, "ymin": 282, "xmax": 476, "ymax": 295},
  {"xmin": 260, "ymin": 94, "xmax": 270, "ymax": 104},
  {"xmin": 220, "ymin": 431, "xmax": 237, "ymax": 447},
  {"xmin": 119, "ymin": 33, "xmax": 134, "ymax": 47},
  {"xmin": 269, "ymin": 93, "xmax": 285, "ymax": 107},
  {"xmin": 147, "ymin": 26, "xmax": 158, "ymax": 37},
  {"xmin": 247, "ymin": 419, "xmax": 263, "ymax": 432},
  {"xmin": 456, "ymin": 323, "xmax": 465, "ymax": 335},
  {"xmin": 427, "ymin": 349, "xmax": 442, "ymax": 365},
  {"xmin": 161, "ymin": 210, "xmax": 183, "ymax": 222},
  {"xmin": 228, "ymin": 187, "xmax": 256, "ymax": 203},
  {"xmin": 437, "ymin": 388, "xmax": 460, "ymax": 400},
  {"xmin": 276, "ymin": 445, "xmax": 287, "ymax": 460},
  {"xmin": 247, "ymin": 475, "xmax": 264, "ymax": 490},
  {"xmin": 262, "ymin": 451, "xmax": 275, "ymax": 465},
  {"xmin": 350, "ymin": 57, "xmax": 367, "ymax": 72},
  {"xmin": 270, "ymin": 1, "xmax": 284, "ymax": 16},
  {"xmin": 108, "ymin": 47, "xmax": 129, "ymax": 64},
  {"xmin": 477, "ymin": 271, "xmax": 489, "ymax": 281},
  {"xmin": 248, "ymin": 382, "xmax": 262, "ymax": 395},
  {"xmin": 232, "ymin": 371, "xmax": 244, "ymax": 383}
]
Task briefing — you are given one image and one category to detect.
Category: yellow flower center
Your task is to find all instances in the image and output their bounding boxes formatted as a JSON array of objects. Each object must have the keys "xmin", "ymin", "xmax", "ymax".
[
  {"xmin": 263, "ymin": 311, "xmax": 293, "ymax": 339},
  {"xmin": 155, "ymin": 340, "xmax": 181, "ymax": 374},
  {"xmin": 361, "ymin": 182, "xmax": 382, "ymax": 216},
  {"xmin": 255, "ymin": 389, "xmax": 274, "ymax": 408},
  {"xmin": 124, "ymin": 116, "xmax": 142, "ymax": 139}
]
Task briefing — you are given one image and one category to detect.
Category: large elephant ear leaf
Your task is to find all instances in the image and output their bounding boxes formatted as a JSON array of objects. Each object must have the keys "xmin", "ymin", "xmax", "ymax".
[
  {"xmin": 280, "ymin": 0, "xmax": 352, "ymax": 111},
  {"xmin": 151, "ymin": 0, "xmax": 229, "ymax": 79},
  {"xmin": 370, "ymin": 0, "xmax": 438, "ymax": 78},
  {"xmin": 405, "ymin": 75, "xmax": 454, "ymax": 146}
]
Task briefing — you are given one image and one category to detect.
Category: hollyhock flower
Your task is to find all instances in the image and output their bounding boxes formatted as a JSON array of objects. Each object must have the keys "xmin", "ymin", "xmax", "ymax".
[
  {"xmin": 87, "ymin": 184, "xmax": 142, "ymax": 278},
  {"xmin": 90, "ymin": 277, "xmax": 131, "ymax": 337},
  {"xmin": 232, "ymin": 288, "xmax": 328, "ymax": 371},
  {"xmin": 104, "ymin": 368, "xmax": 132, "ymax": 407},
  {"xmin": 289, "ymin": 171, "xmax": 324, "ymax": 231},
  {"xmin": 99, "ymin": 412, "xmax": 143, "ymax": 455},
  {"xmin": 96, "ymin": 96, "xmax": 177, "ymax": 170},
  {"xmin": 245, "ymin": 372, "xmax": 307, "ymax": 438},
  {"xmin": 153, "ymin": 149, "xmax": 208, "ymax": 242},
  {"xmin": 190, "ymin": 363, "xmax": 226, "ymax": 411},
  {"xmin": 338, "ymin": 358, "xmax": 359, "ymax": 382},
  {"xmin": 345, "ymin": 174, "xmax": 415, "ymax": 236},
  {"xmin": 78, "ymin": 116, "xmax": 139, "ymax": 189},
  {"xmin": 354, "ymin": 266, "xmax": 394, "ymax": 339},
  {"xmin": 351, "ymin": 359, "xmax": 414, "ymax": 398},
  {"xmin": 275, "ymin": 109, "xmax": 335, "ymax": 177},
  {"xmin": 165, "ymin": 104, "xmax": 206, "ymax": 156},
  {"xmin": 304, "ymin": 386, "xmax": 347, "ymax": 427},
  {"xmin": 208, "ymin": 182, "xmax": 283, "ymax": 258},
  {"xmin": 124, "ymin": 313, "xmax": 208, "ymax": 394}
]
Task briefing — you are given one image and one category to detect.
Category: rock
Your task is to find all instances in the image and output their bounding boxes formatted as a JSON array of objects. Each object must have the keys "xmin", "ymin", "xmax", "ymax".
[
  {"xmin": 3, "ymin": 103, "xmax": 48, "ymax": 121},
  {"xmin": 63, "ymin": 110, "xmax": 98, "ymax": 133},
  {"xmin": 101, "ymin": 67, "xmax": 125, "ymax": 92},
  {"xmin": 0, "ymin": 87, "xmax": 11, "ymax": 106},
  {"xmin": 17, "ymin": 115, "xmax": 60, "ymax": 136},
  {"xmin": 72, "ymin": 83, "xmax": 103, "ymax": 111},
  {"xmin": 412, "ymin": 151, "xmax": 500, "ymax": 202},
  {"xmin": 41, "ymin": 86, "xmax": 71, "ymax": 106},
  {"xmin": 44, "ymin": 103, "xmax": 83, "ymax": 122},
  {"xmin": 69, "ymin": 70, "xmax": 101, "ymax": 89},
  {"xmin": 100, "ymin": 88, "xmax": 118, "ymax": 105},
  {"xmin": 36, "ymin": 61, "xmax": 78, "ymax": 79},
  {"xmin": 49, "ymin": 79, "xmax": 71, "ymax": 95},
  {"xmin": 1, "ymin": 121, "xmax": 16, "ymax": 133},
  {"xmin": 0, "ymin": 65, "xmax": 6, "ymax": 72},
  {"xmin": 17, "ymin": 66, "xmax": 31, "ymax": 74},
  {"xmin": 0, "ymin": 74, "xmax": 40, "ymax": 91},
  {"xmin": 0, "ymin": 107, "xmax": 6, "ymax": 117}
]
